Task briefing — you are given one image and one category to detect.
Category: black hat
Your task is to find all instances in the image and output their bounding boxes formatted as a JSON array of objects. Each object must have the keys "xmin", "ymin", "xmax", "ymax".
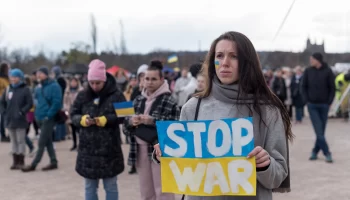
[
  {"xmin": 129, "ymin": 73, "xmax": 137, "ymax": 80},
  {"xmin": 37, "ymin": 66, "xmax": 49, "ymax": 76},
  {"xmin": 312, "ymin": 52, "xmax": 323, "ymax": 64},
  {"xmin": 189, "ymin": 63, "xmax": 202, "ymax": 77}
]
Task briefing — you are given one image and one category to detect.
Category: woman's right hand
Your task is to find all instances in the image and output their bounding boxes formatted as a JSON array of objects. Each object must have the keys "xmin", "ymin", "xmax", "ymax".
[
  {"xmin": 154, "ymin": 143, "xmax": 161, "ymax": 161},
  {"xmin": 130, "ymin": 115, "xmax": 141, "ymax": 126}
]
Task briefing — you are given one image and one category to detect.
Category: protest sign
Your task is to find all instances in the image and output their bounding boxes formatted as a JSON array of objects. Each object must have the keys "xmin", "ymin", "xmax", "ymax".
[{"xmin": 156, "ymin": 117, "xmax": 256, "ymax": 196}]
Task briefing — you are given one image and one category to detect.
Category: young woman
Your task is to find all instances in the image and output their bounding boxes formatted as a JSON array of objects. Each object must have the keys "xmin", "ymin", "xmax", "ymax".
[
  {"xmin": 154, "ymin": 31, "xmax": 292, "ymax": 200},
  {"xmin": 0, "ymin": 69, "xmax": 33, "ymax": 169},
  {"xmin": 64, "ymin": 77, "xmax": 83, "ymax": 151},
  {"xmin": 71, "ymin": 59, "xmax": 125, "ymax": 200},
  {"xmin": 115, "ymin": 69, "xmax": 128, "ymax": 92}
]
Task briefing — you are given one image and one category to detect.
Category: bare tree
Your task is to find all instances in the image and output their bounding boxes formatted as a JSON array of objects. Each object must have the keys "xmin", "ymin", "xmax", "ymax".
[
  {"xmin": 111, "ymin": 32, "xmax": 119, "ymax": 54},
  {"xmin": 90, "ymin": 14, "xmax": 97, "ymax": 53},
  {"xmin": 0, "ymin": 24, "xmax": 6, "ymax": 61},
  {"xmin": 119, "ymin": 19, "xmax": 127, "ymax": 55},
  {"xmin": 0, "ymin": 24, "xmax": 3, "ymax": 45}
]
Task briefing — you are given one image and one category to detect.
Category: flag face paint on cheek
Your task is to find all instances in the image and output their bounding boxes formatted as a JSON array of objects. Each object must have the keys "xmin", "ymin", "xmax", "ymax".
[{"xmin": 215, "ymin": 60, "xmax": 220, "ymax": 69}]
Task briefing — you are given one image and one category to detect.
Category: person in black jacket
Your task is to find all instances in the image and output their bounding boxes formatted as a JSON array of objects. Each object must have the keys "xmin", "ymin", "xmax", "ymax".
[
  {"xmin": 272, "ymin": 68, "xmax": 287, "ymax": 105},
  {"xmin": 51, "ymin": 66, "xmax": 67, "ymax": 141},
  {"xmin": 290, "ymin": 66, "xmax": 305, "ymax": 123},
  {"xmin": 0, "ymin": 69, "xmax": 33, "ymax": 170},
  {"xmin": 302, "ymin": 52, "xmax": 335, "ymax": 163},
  {"xmin": 71, "ymin": 59, "xmax": 125, "ymax": 200}
]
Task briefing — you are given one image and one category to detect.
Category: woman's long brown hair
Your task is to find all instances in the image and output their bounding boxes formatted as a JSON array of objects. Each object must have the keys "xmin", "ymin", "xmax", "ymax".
[{"xmin": 197, "ymin": 31, "xmax": 293, "ymax": 141}]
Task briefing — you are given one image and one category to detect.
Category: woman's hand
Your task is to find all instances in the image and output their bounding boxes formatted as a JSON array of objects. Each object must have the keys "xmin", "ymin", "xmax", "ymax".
[
  {"xmin": 247, "ymin": 146, "xmax": 270, "ymax": 168},
  {"xmin": 154, "ymin": 143, "xmax": 161, "ymax": 161},
  {"xmin": 130, "ymin": 115, "xmax": 141, "ymax": 126},
  {"xmin": 139, "ymin": 114, "xmax": 155, "ymax": 125}
]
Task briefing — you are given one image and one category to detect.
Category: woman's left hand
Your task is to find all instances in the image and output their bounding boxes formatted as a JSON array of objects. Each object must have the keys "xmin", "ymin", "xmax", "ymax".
[{"xmin": 247, "ymin": 146, "xmax": 270, "ymax": 168}]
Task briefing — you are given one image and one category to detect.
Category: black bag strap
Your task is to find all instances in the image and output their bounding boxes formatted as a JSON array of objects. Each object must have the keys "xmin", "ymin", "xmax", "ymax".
[
  {"xmin": 194, "ymin": 98, "xmax": 202, "ymax": 120},
  {"xmin": 181, "ymin": 97, "xmax": 202, "ymax": 200}
]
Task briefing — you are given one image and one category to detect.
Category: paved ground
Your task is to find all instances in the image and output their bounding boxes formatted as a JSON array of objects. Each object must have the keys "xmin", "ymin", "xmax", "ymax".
[{"xmin": 0, "ymin": 118, "xmax": 349, "ymax": 200}]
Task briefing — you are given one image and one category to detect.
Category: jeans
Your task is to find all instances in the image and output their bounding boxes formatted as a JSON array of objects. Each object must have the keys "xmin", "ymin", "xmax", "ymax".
[
  {"xmin": 307, "ymin": 103, "xmax": 331, "ymax": 156},
  {"xmin": 85, "ymin": 176, "xmax": 119, "ymax": 200},
  {"xmin": 8, "ymin": 128, "xmax": 26, "ymax": 155},
  {"xmin": 295, "ymin": 106, "xmax": 304, "ymax": 121},
  {"xmin": 54, "ymin": 123, "xmax": 66, "ymax": 141},
  {"xmin": 32, "ymin": 119, "xmax": 57, "ymax": 167},
  {"xmin": 26, "ymin": 135, "xmax": 34, "ymax": 151}
]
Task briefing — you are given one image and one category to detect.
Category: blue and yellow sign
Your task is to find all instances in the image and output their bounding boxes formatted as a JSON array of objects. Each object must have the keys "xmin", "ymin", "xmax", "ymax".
[{"xmin": 156, "ymin": 118, "xmax": 256, "ymax": 196}]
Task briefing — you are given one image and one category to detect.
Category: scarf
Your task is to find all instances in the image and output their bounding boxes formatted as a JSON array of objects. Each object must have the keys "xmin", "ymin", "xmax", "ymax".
[
  {"xmin": 211, "ymin": 76, "xmax": 291, "ymax": 193},
  {"xmin": 141, "ymin": 81, "xmax": 171, "ymax": 115},
  {"xmin": 11, "ymin": 81, "xmax": 23, "ymax": 88},
  {"xmin": 70, "ymin": 87, "xmax": 78, "ymax": 92}
]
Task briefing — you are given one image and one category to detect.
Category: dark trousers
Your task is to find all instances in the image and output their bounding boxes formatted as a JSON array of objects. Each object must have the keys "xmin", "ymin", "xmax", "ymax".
[
  {"xmin": 33, "ymin": 120, "xmax": 39, "ymax": 136},
  {"xmin": 25, "ymin": 125, "xmax": 34, "ymax": 151},
  {"xmin": 26, "ymin": 121, "xmax": 39, "ymax": 136},
  {"xmin": 54, "ymin": 123, "xmax": 66, "ymax": 141},
  {"xmin": 0, "ymin": 114, "xmax": 6, "ymax": 139},
  {"xmin": 70, "ymin": 123, "xmax": 78, "ymax": 147},
  {"xmin": 307, "ymin": 103, "xmax": 331, "ymax": 156},
  {"xmin": 295, "ymin": 106, "xmax": 304, "ymax": 121},
  {"xmin": 288, "ymin": 105, "xmax": 293, "ymax": 118},
  {"xmin": 32, "ymin": 119, "xmax": 57, "ymax": 167}
]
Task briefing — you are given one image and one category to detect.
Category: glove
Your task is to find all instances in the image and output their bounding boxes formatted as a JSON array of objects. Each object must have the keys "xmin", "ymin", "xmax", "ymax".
[
  {"xmin": 80, "ymin": 115, "xmax": 90, "ymax": 127},
  {"xmin": 95, "ymin": 116, "xmax": 107, "ymax": 127}
]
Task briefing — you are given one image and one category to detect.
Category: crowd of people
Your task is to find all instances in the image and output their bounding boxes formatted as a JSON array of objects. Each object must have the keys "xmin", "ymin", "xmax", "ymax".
[{"xmin": 0, "ymin": 31, "xmax": 348, "ymax": 200}]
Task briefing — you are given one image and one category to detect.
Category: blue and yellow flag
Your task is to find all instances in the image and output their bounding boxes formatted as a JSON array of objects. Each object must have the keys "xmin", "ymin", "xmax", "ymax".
[
  {"xmin": 168, "ymin": 54, "xmax": 178, "ymax": 63},
  {"xmin": 113, "ymin": 101, "xmax": 135, "ymax": 117}
]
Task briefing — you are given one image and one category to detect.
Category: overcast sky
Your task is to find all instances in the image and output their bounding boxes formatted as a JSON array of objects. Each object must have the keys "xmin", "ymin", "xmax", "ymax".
[{"xmin": 0, "ymin": 0, "xmax": 350, "ymax": 54}]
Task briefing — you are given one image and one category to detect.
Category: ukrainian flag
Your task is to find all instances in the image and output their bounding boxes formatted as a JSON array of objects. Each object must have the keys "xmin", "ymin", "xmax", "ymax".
[
  {"xmin": 167, "ymin": 54, "xmax": 178, "ymax": 63},
  {"xmin": 113, "ymin": 101, "xmax": 135, "ymax": 117}
]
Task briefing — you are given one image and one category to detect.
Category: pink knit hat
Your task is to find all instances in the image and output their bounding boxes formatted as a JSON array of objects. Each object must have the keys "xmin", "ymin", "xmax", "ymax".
[{"xmin": 88, "ymin": 59, "xmax": 106, "ymax": 81}]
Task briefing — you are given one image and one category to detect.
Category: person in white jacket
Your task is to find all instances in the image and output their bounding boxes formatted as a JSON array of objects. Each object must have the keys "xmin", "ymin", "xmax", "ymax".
[
  {"xmin": 178, "ymin": 63, "xmax": 202, "ymax": 109},
  {"xmin": 173, "ymin": 68, "xmax": 190, "ymax": 107}
]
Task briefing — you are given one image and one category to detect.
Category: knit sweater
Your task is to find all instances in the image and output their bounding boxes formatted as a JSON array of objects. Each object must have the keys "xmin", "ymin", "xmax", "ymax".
[{"xmin": 180, "ymin": 95, "xmax": 288, "ymax": 200}]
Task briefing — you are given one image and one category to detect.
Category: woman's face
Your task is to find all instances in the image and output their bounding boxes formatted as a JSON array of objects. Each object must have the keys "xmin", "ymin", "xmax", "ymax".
[
  {"xmin": 70, "ymin": 79, "xmax": 78, "ymax": 88},
  {"xmin": 10, "ymin": 76, "xmax": 20, "ymax": 85},
  {"xmin": 214, "ymin": 40, "xmax": 239, "ymax": 85},
  {"xmin": 89, "ymin": 80, "xmax": 105, "ymax": 93},
  {"xmin": 129, "ymin": 78, "xmax": 137, "ymax": 87},
  {"xmin": 196, "ymin": 75, "xmax": 206, "ymax": 91}
]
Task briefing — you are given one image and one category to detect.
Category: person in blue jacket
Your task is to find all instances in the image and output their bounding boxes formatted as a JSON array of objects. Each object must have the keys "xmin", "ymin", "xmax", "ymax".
[{"xmin": 22, "ymin": 66, "xmax": 62, "ymax": 172}]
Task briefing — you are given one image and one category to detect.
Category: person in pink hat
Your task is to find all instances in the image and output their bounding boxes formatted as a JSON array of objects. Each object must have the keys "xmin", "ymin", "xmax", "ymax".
[{"xmin": 71, "ymin": 59, "xmax": 126, "ymax": 200}]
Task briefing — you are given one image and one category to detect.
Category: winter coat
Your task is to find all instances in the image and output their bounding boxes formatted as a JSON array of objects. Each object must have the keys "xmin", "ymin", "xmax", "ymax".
[
  {"xmin": 301, "ymin": 63, "xmax": 336, "ymax": 105},
  {"xmin": 290, "ymin": 75, "xmax": 305, "ymax": 107},
  {"xmin": 0, "ymin": 83, "xmax": 33, "ymax": 129},
  {"xmin": 64, "ymin": 87, "xmax": 84, "ymax": 123},
  {"xmin": 34, "ymin": 79, "xmax": 62, "ymax": 121},
  {"xmin": 56, "ymin": 76, "xmax": 67, "ymax": 98},
  {"xmin": 130, "ymin": 86, "xmax": 142, "ymax": 101},
  {"xmin": 0, "ymin": 75, "xmax": 9, "ymax": 97},
  {"xmin": 71, "ymin": 73, "xmax": 125, "ymax": 179},
  {"xmin": 173, "ymin": 76, "xmax": 191, "ymax": 106},
  {"xmin": 272, "ymin": 77, "xmax": 287, "ymax": 102}
]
